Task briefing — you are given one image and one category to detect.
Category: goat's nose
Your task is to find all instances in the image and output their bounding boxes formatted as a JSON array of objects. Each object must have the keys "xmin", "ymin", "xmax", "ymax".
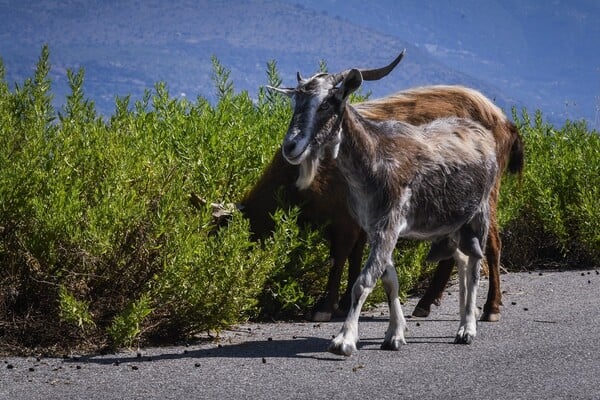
[{"xmin": 283, "ymin": 140, "xmax": 297, "ymax": 156}]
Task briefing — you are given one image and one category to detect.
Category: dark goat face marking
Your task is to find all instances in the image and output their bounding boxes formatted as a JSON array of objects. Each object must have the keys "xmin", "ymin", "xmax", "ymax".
[
  {"xmin": 281, "ymin": 74, "xmax": 342, "ymax": 165},
  {"xmin": 269, "ymin": 69, "xmax": 363, "ymax": 189}
]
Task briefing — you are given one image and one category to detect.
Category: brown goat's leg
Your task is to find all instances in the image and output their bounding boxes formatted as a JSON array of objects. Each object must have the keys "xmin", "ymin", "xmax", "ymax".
[
  {"xmin": 481, "ymin": 219, "xmax": 502, "ymax": 322},
  {"xmin": 412, "ymin": 258, "xmax": 454, "ymax": 317},
  {"xmin": 337, "ymin": 230, "xmax": 367, "ymax": 316},
  {"xmin": 309, "ymin": 258, "xmax": 345, "ymax": 322},
  {"xmin": 480, "ymin": 186, "xmax": 502, "ymax": 322},
  {"xmin": 309, "ymin": 227, "xmax": 362, "ymax": 322}
]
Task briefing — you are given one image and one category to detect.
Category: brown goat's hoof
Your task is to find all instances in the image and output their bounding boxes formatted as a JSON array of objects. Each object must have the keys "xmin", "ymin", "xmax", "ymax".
[
  {"xmin": 412, "ymin": 306, "xmax": 430, "ymax": 318},
  {"xmin": 333, "ymin": 306, "xmax": 350, "ymax": 318},
  {"xmin": 308, "ymin": 297, "xmax": 336, "ymax": 322},
  {"xmin": 480, "ymin": 311, "xmax": 501, "ymax": 322}
]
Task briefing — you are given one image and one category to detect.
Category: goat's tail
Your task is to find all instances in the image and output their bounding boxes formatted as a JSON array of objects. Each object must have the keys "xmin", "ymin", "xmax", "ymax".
[{"xmin": 505, "ymin": 121, "xmax": 524, "ymax": 175}]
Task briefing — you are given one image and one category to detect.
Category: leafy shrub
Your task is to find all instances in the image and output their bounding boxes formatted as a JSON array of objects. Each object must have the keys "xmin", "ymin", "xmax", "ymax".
[
  {"xmin": 498, "ymin": 109, "xmax": 600, "ymax": 268},
  {"xmin": 59, "ymin": 286, "xmax": 95, "ymax": 330},
  {"xmin": 0, "ymin": 47, "xmax": 298, "ymax": 352},
  {"xmin": 258, "ymin": 221, "xmax": 330, "ymax": 319}
]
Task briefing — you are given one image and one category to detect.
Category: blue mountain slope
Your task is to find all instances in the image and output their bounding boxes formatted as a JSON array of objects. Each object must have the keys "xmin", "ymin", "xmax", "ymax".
[
  {"xmin": 0, "ymin": 0, "xmax": 597, "ymax": 127},
  {"xmin": 286, "ymin": 0, "xmax": 600, "ymax": 127}
]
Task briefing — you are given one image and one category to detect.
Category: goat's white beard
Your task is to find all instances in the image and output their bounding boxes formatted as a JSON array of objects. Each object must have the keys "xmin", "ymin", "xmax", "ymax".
[
  {"xmin": 330, "ymin": 128, "xmax": 342, "ymax": 159},
  {"xmin": 296, "ymin": 156, "xmax": 320, "ymax": 190},
  {"xmin": 295, "ymin": 129, "xmax": 341, "ymax": 190}
]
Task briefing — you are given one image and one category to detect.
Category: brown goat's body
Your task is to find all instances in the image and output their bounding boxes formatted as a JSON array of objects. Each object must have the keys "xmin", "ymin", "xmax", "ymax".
[{"xmin": 240, "ymin": 85, "xmax": 523, "ymax": 322}]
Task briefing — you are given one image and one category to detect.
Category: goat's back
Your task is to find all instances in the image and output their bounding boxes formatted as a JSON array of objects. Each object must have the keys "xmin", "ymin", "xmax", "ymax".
[
  {"xmin": 356, "ymin": 85, "xmax": 503, "ymax": 125},
  {"xmin": 420, "ymin": 117, "xmax": 497, "ymax": 163},
  {"xmin": 377, "ymin": 117, "xmax": 498, "ymax": 239},
  {"xmin": 355, "ymin": 85, "xmax": 521, "ymax": 174}
]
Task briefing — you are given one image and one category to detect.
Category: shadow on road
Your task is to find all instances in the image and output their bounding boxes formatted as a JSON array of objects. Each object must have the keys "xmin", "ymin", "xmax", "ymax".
[
  {"xmin": 72, "ymin": 336, "xmax": 346, "ymax": 365},
  {"xmin": 65, "ymin": 314, "xmax": 465, "ymax": 366},
  {"xmin": 72, "ymin": 330, "xmax": 458, "ymax": 367}
]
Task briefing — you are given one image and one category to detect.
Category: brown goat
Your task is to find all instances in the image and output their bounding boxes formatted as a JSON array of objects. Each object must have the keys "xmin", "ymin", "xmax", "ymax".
[{"xmin": 219, "ymin": 84, "xmax": 523, "ymax": 322}]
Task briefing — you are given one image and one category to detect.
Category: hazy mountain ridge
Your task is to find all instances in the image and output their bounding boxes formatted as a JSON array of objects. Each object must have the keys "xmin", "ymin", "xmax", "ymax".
[
  {"xmin": 288, "ymin": 0, "xmax": 600, "ymax": 127},
  {"xmin": 0, "ymin": 0, "xmax": 597, "ymax": 127}
]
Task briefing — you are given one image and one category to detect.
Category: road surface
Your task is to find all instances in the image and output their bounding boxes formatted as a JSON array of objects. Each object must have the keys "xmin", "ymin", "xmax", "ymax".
[{"xmin": 1, "ymin": 269, "xmax": 599, "ymax": 399}]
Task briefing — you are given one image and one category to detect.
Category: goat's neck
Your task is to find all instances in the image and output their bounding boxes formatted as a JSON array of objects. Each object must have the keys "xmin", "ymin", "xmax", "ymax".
[
  {"xmin": 240, "ymin": 151, "xmax": 297, "ymax": 238},
  {"xmin": 336, "ymin": 105, "xmax": 401, "ymax": 233},
  {"xmin": 337, "ymin": 105, "xmax": 379, "ymax": 172}
]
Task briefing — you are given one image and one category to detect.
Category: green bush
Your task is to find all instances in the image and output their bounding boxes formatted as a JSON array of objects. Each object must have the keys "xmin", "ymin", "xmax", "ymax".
[
  {"xmin": 498, "ymin": 109, "xmax": 600, "ymax": 268},
  {"xmin": 0, "ymin": 47, "xmax": 300, "ymax": 352}
]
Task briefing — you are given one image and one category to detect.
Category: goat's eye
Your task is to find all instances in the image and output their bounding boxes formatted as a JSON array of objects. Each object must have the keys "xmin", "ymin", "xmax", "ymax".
[{"xmin": 319, "ymin": 101, "xmax": 330, "ymax": 111}]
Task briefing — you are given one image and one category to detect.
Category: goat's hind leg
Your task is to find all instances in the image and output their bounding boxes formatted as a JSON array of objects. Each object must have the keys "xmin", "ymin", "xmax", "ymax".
[
  {"xmin": 380, "ymin": 263, "xmax": 407, "ymax": 350},
  {"xmin": 453, "ymin": 249, "xmax": 482, "ymax": 344},
  {"xmin": 412, "ymin": 258, "xmax": 454, "ymax": 317},
  {"xmin": 454, "ymin": 213, "xmax": 488, "ymax": 343},
  {"xmin": 481, "ymin": 219, "xmax": 502, "ymax": 322}
]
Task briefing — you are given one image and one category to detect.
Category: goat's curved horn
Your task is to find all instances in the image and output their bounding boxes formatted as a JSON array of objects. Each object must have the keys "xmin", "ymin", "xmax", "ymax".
[
  {"xmin": 331, "ymin": 50, "xmax": 406, "ymax": 86},
  {"xmin": 297, "ymin": 71, "xmax": 303, "ymax": 82},
  {"xmin": 360, "ymin": 49, "xmax": 406, "ymax": 81}
]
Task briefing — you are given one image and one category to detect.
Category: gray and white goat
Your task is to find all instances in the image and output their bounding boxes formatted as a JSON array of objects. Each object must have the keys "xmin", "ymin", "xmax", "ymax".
[{"xmin": 269, "ymin": 65, "xmax": 498, "ymax": 356}]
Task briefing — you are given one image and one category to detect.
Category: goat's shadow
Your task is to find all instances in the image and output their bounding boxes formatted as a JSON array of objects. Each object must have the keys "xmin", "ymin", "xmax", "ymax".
[
  {"xmin": 73, "ymin": 336, "xmax": 343, "ymax": 366},
  {"xmin": 70, "ymin": 315, "xmax": 461, "ymax": 366}
]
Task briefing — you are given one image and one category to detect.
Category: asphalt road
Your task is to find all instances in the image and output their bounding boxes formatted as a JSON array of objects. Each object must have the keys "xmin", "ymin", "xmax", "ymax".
[{"xmin": 2, "ymin": 269, "xmax": 599, "ymax": 400}]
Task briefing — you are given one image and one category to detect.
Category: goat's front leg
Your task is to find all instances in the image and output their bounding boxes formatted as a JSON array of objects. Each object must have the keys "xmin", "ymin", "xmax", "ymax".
[
  {"xmin": 380, "ymin": 263, "xmax": 407, "ymax": 350},
  {"xmin": 453, "ymin": 250, "xmax": 481, "ymax": 344},
  {"xmin": 328, "ymin": 240, "xmax": 398, "ymax": 356}
]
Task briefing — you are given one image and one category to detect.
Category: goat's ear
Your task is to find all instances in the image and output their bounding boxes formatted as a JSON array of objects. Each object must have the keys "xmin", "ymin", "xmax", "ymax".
[
  {"xmin": 340, "ymin": 69, "xmax": 362, "ymax": 100},
  {"xmin": 266, "ymin": 86, "xmax": 295, "ymax": 97}
]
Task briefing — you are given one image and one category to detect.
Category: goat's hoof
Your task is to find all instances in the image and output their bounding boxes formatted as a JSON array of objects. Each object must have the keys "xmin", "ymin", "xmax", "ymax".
[
  {"xmin": 381, "ymin": 338, "xmax": 406, "ymax": 351},
  {"xmin": 328, "ymin": 339, "xmax": 356, "ymax": 356},
  {"xmin": 480, "ymin": 311, "xmax": 501, "ymax": 322},
  {"xmin": 412, "ymin": 306, "xmax": 430, "ymax": 318},
  {"xmin": 308, "ymin": 299, "xmax": 335, "ymax": 322},
  {"xmin": 454, "ymin": 324, "xmax": 476, "ymax": 344},
  {"xmin": 454, "ymin": 333, "xmax": 474, "ymax": 345},
  {"xmin": 454, "ymin": 328, "xmax": 476, "ymax": 344}
]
